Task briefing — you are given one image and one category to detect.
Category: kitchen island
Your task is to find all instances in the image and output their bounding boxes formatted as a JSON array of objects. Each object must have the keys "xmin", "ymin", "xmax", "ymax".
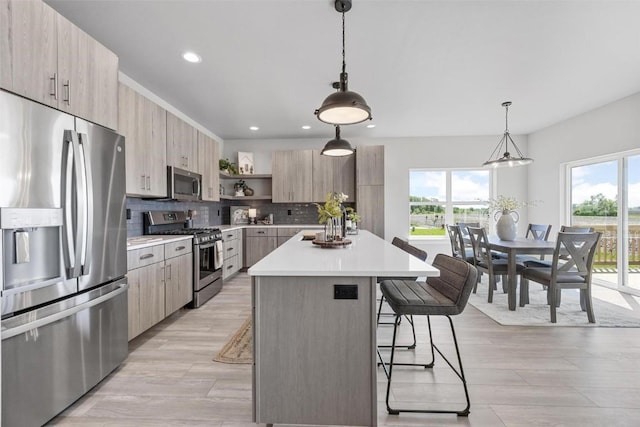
[{"xmin": 248, "ymin": 230, "xmax": 439, "ymax": 427}]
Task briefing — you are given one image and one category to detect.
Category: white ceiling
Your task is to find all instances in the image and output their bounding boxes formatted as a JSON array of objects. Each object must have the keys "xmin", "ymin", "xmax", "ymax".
[{"xmin": 46, "ymin": 0, "xmax": 640, "ymax": 141}]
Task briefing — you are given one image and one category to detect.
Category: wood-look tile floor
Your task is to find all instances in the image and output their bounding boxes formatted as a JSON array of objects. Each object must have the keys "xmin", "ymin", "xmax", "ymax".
[{"xmin": 49, "ymin": 273, "xmax": 640, "ymax": 427}]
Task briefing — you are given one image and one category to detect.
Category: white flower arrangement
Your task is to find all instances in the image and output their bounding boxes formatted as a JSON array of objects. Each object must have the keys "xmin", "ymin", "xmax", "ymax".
[{"xmin": 487, "ymin": 195, "xmax": 535, "ymax": 214}]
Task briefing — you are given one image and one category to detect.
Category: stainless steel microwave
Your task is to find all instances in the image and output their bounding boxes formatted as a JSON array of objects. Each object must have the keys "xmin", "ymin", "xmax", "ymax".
[{"xmin": 167, "ymin": 166, "xmax": 202, "ymax": 201}]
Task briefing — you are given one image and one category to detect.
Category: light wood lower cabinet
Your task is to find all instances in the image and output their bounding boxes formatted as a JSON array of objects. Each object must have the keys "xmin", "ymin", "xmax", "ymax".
[
  {"xmin": 223, "ymin": 228, "xmax": 242, "ymax": 279},
  {"xmin": 128, "ymin": 261, "xmax": 165, "ymax": 340},
  {"xmin": 164, "ymin": 240, "xmax": 193, "ymax": 315},
  {"xmin": 127, "ymin": 239, "xmax": 193, "ymax": 341},
  {"xmin": 245, "ymin": 228, "xmax": 278, "ymax": 267}
]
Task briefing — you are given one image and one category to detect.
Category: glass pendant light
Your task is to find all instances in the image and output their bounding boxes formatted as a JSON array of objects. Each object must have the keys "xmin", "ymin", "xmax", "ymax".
[
  {"xmin": 314, "ymin": 0, "xmax": 372, "ymax": 125},
  {"xmin": 483, "ymin": 101, "xmax": 533, "ymax": 168},
  {"xmin": 321, "ymin": 126, "xmax": 354, "ymax": 157}
]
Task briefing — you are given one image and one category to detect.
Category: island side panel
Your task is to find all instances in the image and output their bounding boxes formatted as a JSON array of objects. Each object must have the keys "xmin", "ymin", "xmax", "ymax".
[{"xmin": 253, "ymin": 275, "xmax": 376, "ymax": 427}]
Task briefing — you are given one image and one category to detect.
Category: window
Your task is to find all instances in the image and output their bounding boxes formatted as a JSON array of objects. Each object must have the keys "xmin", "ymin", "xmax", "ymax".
[
  {"xmin": 566, "ymin": 151, "xmax": 640, "ymax": 291},
  {"xmin": 409, "ymin": 169, "xmax": 491, "ymax": 236}
]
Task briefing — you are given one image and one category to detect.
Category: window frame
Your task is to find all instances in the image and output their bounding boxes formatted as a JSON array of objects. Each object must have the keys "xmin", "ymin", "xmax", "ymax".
[{"xmin": 409, "ymin": 168, "xmax": 493, "ymax": 239}]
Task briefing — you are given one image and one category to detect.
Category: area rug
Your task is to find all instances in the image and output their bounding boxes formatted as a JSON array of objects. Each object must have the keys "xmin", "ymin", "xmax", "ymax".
[
  {"xmin": 213, "ymin": 316, "xmax": 253, "ymax": 364},
  {"xmin": 468, "ymin": 279, "xmax": 640, "ymax": 327}
]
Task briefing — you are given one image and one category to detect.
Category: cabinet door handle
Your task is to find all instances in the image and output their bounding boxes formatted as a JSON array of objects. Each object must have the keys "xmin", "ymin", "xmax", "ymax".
[
  {"xmin": 226, "ymin": 264, "xmax": 233, "ymax": 270},
  {"xmin": 226, "ymin": 234, "xmax": 233, "ymax": 238},
  {"xmin": 175, "ymin": 246, "xmax": 186, "ymax": 251},
  {"xmin": 50, "ymin": 73, "xmax": 58, "ymax": 100},
  {"xmin": 63, "ymin": 79, "xmax": 71, "ymax": 105},
  {"xmin": 140, "ymin": 253, "xmax": 154, "ymax": 260},
  {"xmin": 146, "ymin": 175, "xmax": 151, "ymax": 190},
  {"xmin": 140, "ymin": 175, "xmax": 146, "ymax": 190},
  {"xmin": 227, "ymin": 247, "xmax": 233, "ymax": 251},
  {"xmin": 167, "ymin": 264, "xmax": 172, "ymax": 279},
  {"xmin": 257, "ymin": 231, "xmax": 265, "ymax": 234}
]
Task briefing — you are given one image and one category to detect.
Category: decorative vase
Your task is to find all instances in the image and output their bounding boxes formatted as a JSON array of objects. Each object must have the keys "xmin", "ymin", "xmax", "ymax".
[
  {"xmin": 495, "ymin": 210, "xmax": 519, "ymax": 241},
  {"xmin": 325, "ymin": 217, "xmax": 343, "ymax": 242}
]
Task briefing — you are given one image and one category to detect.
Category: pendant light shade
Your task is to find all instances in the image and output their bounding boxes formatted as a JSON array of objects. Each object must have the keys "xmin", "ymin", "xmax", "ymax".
[
  {"xmin": 321, "ymin": 126, "xmax": 354, "ymax": 157},
  {"xmin": 483, "ymin": 101, "xmax": 533, "ymax": 168},
  {"xmin": 314, "ymin": 0, "xmax": 372, "ymax": 125}
]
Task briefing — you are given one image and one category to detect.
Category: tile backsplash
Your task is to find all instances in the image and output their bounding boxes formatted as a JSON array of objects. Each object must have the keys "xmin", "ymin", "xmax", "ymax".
[{"xmin": 126, "ymin": 197, "xmax": 353, "ymax": 236}]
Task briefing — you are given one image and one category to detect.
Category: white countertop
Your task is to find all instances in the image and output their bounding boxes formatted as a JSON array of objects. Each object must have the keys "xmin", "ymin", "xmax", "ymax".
[
  {"xmin": 248, "ymin": 230, "xmax": 440, "ymax": 277},
  {"xmin": 219, "ymin": 224, "xmax": 324, "ymax": 231},
  {"xmin": 126, "ymin": 235, "xmax": 192, "ymax": 250}
]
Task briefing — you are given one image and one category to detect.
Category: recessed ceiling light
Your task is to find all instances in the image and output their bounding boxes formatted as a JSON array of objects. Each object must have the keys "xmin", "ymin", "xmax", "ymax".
[
  {"xmin": 249, "ymin": 126, "xmax": 259, "ymax": 131},
  {"xmin": 302, "ymin": 125, "xmax": 311, "ymax": 130},
  {"xmin": 182, "ymin": 51, "xmax": 202, "ymax": 63},
  {"xmin": 366, "ymin": 124, "xmax": 376, "ymax": 129}
]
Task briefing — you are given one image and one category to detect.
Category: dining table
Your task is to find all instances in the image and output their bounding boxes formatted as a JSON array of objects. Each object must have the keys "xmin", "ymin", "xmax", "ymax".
[{"xmin": 487, "ymin": 236, "xmax": 557, "ymax": 310}]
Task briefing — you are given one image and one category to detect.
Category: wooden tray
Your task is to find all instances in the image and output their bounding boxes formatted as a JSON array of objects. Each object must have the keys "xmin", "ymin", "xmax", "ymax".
[{"xmin": 312, "ymin": 239, "xmax": 352, "ymax": 248}]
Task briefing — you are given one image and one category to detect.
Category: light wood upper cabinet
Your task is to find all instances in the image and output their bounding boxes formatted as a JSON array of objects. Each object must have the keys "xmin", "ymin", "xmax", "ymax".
[
  {"xmin": 167, "ymin": 112, "xmax": 198, "ymax": 172},
  {"xmin": 357, "ymin": 185, "xmax": 384, "ymax": 238},
  {"xmin": 356, "ymin": 145, "xmax": 384, "ymax": 238},
  {"xmin": 356, "ymin": 145, "xmax": 384, "ymax": 186},
  {"xmin": 119, "ymin": 83, "xmax": 167, "ymax": 197},
  {"xmin": 0, "ymin": 0, "xmax": 118, "ymax": 129},
  {"xmin": 312, "ymin": 150, "xmax": 355, "ymax": 202},
  {"xmin": 197, "ymin": 131, "xmax": 220, "ymax": 202},
  {"xmin": 0, "ymin": 0, "xmax": 58, "ymax": 108},
  {"xmin": 272, "ymin": 150, "xmax": 313, "ymax": 202}
]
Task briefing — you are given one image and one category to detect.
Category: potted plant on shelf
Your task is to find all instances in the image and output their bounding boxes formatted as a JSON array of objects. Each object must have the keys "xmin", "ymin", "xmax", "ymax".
[
  {"xmin": 234, "ymin": 179, "xmax": 247, "ymax": 197},
  {"xmin": 219, "ymin": 158, "xmax": 239, "ymax": 175}
]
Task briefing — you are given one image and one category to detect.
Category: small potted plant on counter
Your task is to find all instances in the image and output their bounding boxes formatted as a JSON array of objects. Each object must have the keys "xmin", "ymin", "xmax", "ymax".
[{"xmin": 345, "ymin": 207, "xmax": 361, "ymax": 234}]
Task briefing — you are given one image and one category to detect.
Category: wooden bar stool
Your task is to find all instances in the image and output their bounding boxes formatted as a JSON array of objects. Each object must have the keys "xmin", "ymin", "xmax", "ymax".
[{"xmin": 379, "ymin": 254, "xmax": 478, "ymax": 416}]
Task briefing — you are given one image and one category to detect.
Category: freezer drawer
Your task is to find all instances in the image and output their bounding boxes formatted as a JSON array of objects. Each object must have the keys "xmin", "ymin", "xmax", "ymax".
[{"xmin": 1, "ymin": 279, "xmax": 129, "ymax": 427}]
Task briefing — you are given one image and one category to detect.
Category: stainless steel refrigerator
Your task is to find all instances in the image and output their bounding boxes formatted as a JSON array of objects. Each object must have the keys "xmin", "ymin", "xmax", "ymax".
[{"xmin": 0, "ymin": 90, "xmax": 128, "ymax": 426}]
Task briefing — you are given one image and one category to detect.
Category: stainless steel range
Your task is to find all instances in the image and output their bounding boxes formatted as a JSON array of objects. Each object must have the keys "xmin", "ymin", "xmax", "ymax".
[{"xmin": 144, "ymin": 211, "xmax": 223, "ymax": 307}]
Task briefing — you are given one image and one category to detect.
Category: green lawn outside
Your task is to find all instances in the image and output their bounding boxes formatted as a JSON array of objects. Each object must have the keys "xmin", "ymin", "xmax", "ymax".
[{"xmin": 410, "ymin": 227, "xmax": 446, "ymax": 236}]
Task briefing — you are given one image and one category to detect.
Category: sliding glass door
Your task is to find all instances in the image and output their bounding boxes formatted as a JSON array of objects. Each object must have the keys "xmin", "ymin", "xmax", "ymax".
[
  {"xmin": 568, "ymin": 151, "xmax": 640, "ymax": 291},
  {"xmin": 626, "ymin": 155, "xmax": 640, "ymax": 290}
]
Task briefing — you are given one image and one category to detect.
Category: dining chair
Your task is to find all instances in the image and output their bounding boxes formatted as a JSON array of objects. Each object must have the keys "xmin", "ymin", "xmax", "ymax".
[
  {"xmin": 456, "ymin": 222, "xmax": 480, "ymax": 241},
  {"xmin": 380, "ymin": 254, "xmax": 478, "ymax": 416},
  {"xmin": 519, "ymin": 224, "xmax": 553, "ymax": 268},
  {"xmin": 467, "ymin": 226, "xmax": 524, "ymax": 303},
  {"xmin": 526, "ymin": 223, "xmax": 552, "ymax": 240},
  {"xmin": 561, "ymin": 225, "xmax": 595, "ymax": 233},
  {"xmin": 447, "ymin": 224, "xmax": 480, "ymax": 289},
  {"xmin": 519, "ymin": 231, "xmax": 601, "ymax": 322}
]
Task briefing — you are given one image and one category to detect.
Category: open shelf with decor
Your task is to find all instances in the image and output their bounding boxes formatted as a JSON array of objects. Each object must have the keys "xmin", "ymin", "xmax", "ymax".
[{"xmin": 219, "ymin": 172, "xmax": 272, "ymax": 200}]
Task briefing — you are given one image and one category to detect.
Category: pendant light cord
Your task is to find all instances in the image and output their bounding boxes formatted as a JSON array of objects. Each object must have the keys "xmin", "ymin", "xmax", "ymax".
[
  {"xmin": 504, "ymin": 103, "xmax": 509, "ymax": 134},
  {"xmin": 341, "ymin": 7, "xmax": 346, "ymax": 75}
]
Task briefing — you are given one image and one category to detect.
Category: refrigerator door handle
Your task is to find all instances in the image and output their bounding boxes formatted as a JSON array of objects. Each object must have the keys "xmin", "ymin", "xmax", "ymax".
[
  {"xmin": 1, "ymin": 283, "xmax": 129, "ymax": 340},
  {"xmin": 61, "ymin": 130, "xmax": 83, "ymax": 278},
  {"xmin": 78, "ymin": 133, "xmax": 93, "ymax": 275}
]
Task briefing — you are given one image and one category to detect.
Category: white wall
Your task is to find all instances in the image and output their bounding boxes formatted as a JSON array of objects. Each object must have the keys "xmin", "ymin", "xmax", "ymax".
[
  {"xmin": 225, "ymin": 135, "xmax": 530, "ymax": 257},
  {"xmin": 527, "ymin": 92, "xmax": 640, "ymax": 234}
]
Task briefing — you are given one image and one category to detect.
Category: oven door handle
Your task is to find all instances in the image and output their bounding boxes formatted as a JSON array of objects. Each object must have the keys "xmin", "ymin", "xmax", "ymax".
[{"xmin": 198, "ymin": 242, "xmax": 217, "ymax": 249}]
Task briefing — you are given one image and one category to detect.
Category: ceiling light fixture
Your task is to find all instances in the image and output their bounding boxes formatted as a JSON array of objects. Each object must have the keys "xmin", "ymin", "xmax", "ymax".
[
  {"xmin": 314, "ymin": 0, "xmax": 371, "ymax": 125},
  {"xmin": 321, "ymin": 126, "xmax": 354, "ymax": 157},
  {"xmin": 249, "ymin": 126, "xmax": 259, "ymax": 131},
  {"xmin": 483, "ymin": 101, "xmax": 533, "ymax": 168},
  {"xmin": 366, "ymin": 124, "xmax": 376, "ymax": 128},
  {"xmin": 302, "ymin": 125, "xmax": 311, "ymax": 130},
  {"xmin": 182, "ymin": 51, "xmax": 202, "ymax": 63}
]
